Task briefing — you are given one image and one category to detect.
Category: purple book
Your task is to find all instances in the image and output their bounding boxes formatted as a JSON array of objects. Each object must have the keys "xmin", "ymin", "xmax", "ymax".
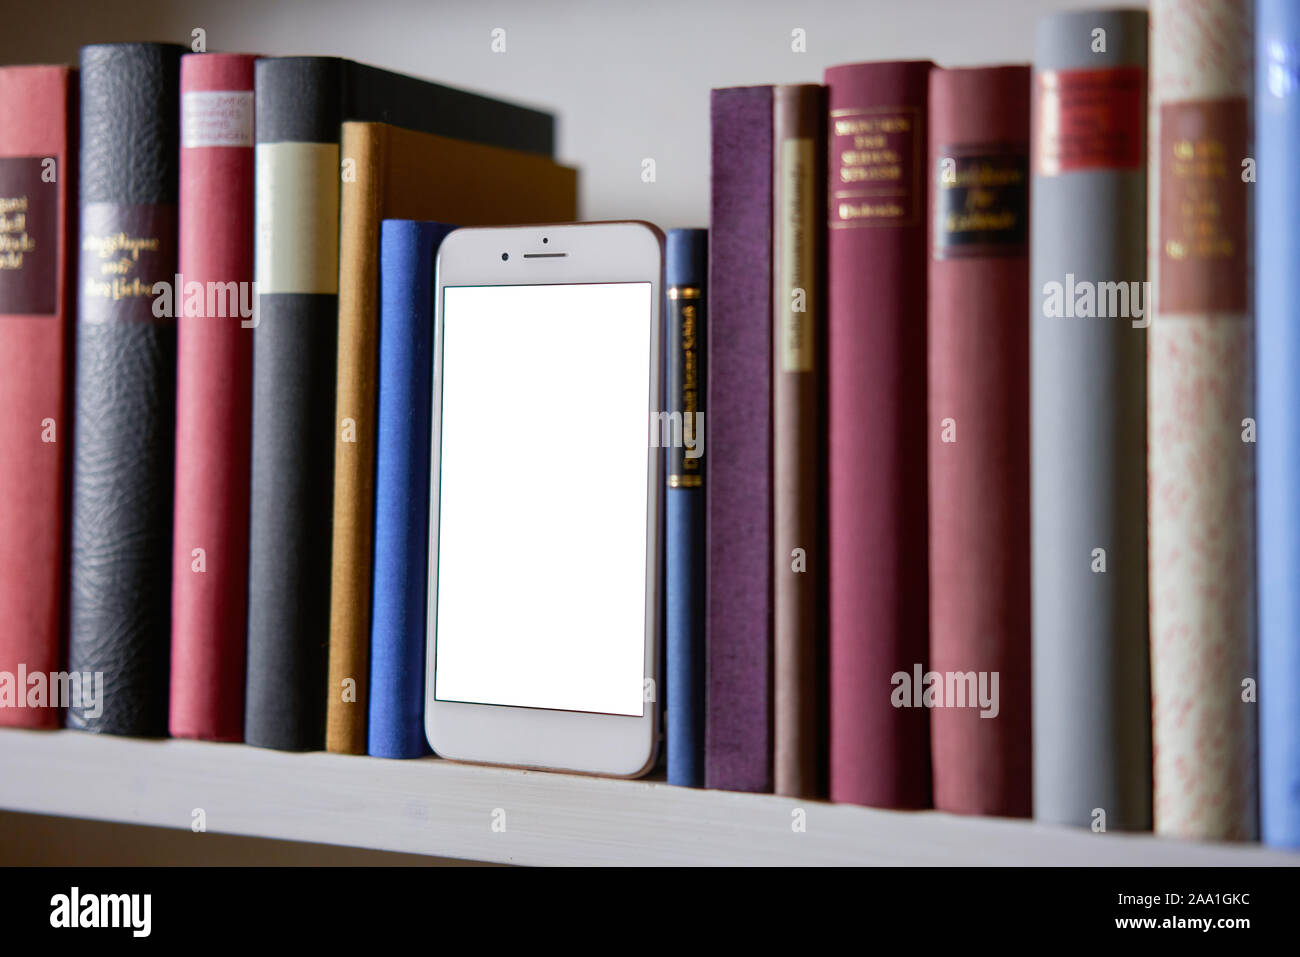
[{"xmin": 705, "ymin": 85, "xmax": 773, "ymax": 792}]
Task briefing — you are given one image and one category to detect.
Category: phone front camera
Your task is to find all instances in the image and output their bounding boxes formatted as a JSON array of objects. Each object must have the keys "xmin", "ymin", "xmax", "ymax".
[{"xmin": 501, "ymin": 252, "xmax": 509, "ymax": 261}]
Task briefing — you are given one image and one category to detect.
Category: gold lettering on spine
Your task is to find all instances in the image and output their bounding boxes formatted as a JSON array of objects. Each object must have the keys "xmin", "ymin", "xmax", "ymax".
[
  {"xmin": 781, "ymin": 137, "xmax": 815, "ymax": 372},
  {"xmin": 0, "ymin": 195, "xmax": 35, "ymax": 270}
]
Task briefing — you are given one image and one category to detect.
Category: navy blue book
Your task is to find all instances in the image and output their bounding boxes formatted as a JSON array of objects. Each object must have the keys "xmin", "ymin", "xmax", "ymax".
[
  {"xmin": 665, "ymin": 228, "xmax": 708, "ymax": 786},
  {"xmin": 368, "ymin": 219, "xmax": 455, "ymax": 758}
]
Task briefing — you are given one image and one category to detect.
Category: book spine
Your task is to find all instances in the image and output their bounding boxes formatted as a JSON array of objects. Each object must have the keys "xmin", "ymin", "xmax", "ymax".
[
  {"xmin": 68, "ymin": 43, "xmax": 183, "ymax": 736},
  {"xmin": 368, "ymin": 219, "xmax": 452, "ymax": 759},
  {"xmin": 665, "ymin": 227, "xmax": 707, "ymax": 787},
  {"xmin": 706, "ymin": 86, "xmax": 773, "ymax": 792},
  {"xmin": 824, "ymin": 60, "xmax": 933, "ymax": 809},
  {"xmin": 1257, "ymin": 0, "xmax": 1300, "ymax": 849},
  {"xmin": 1031, "ymin": 9, "xmax": 1152, "ymax": 830},
  {"xmin": 169, "ymin": 52, "xmax": 256, "ymax": 743},
  {"xmin": 326, "ymin": 123, "xmax": 384, "ymax": 754},
  {"xmin": 0, "ymin": 65, "xmax": 75, "ymax": 729},
  {"xmin": 1149, "ymin": 0, "xmax": 1256, "ymax": 842},
  {"xmin": 772, "ymin": 84, "xmax": 827, "ymax": 799},
  {"xmin": 246, "ymin": 57, "xmax": 343, "ymax": 751},
  {"xmin": 927, "ymin": 65, "xmax": 1032, "ymax": 818}
]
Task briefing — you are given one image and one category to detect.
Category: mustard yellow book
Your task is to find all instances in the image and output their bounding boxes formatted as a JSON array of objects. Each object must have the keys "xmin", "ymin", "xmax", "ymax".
[{"xmin": 327, "ymin": 122, "xmax": 578, "ymax": 753}]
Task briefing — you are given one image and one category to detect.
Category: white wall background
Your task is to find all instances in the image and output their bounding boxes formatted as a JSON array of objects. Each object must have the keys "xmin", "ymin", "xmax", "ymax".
[{"xmin": 3, "ymin": 0, "xmax": 1146, "ymax": 229}]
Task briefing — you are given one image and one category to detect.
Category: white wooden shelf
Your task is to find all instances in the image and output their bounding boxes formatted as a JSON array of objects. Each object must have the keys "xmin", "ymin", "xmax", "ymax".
[{"xmin": 1, "ymin": 729, "xmax": 1295, "ymax": 866}]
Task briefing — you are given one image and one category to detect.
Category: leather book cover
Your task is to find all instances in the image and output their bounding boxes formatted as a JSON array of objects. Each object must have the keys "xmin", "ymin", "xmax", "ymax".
[
  {"xmin": 68, "ymin": 43, "xmax": 184, "ymax": 736},
  {"xmin": 771, "ymin": 84, "xmax": 827, "ymax": 799},
  {"xmin": 927, "ymin": 65, "xmax": 1032, "ymax": 818},
  {"xmin": 824, "ymin": 60, "xmax": 933, "ymax": 809},
  {"xmin": 368, "ymin": 219, "xmax": 454, "ymax": 759},
  {"xmin": 1257, "ymin": 0, "xmax": 1300, "ymax": 849},
  {"xmin": 326, "ymin": 121, "xmax": 577, "ymax": 753},
  {"xmin": 0, "ymin": 65, "xmax": 75, "ymax": 729},
  {"xmin": 247, "ymin": 57, "xmax": 557, "ymax": 751},
  {"xmin": 169, "ymin": 52, "xmax": 256, "ymax": 743},
  {"xmin": 665, "ymin": 227, "xmax": 707, "ymax": 787},
  {"xmin": 1031, "ymin": 9, "xmax": 1152, "ymax": 831},
  {"xmin": 1149, "ymin": 0, "xmax": 1256, "ymax": 843},
  {"xmin": 706, "ymin": 85, "xmax": 773, "ymax": 793}
]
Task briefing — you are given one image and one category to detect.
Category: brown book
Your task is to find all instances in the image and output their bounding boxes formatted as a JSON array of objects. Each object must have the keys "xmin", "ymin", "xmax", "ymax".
[
  {"xmin": 771, "ymin": 84, "xmax": 827, "ymax": 797},
  {"xmin": 326, "ymin": 122, "xmax": 577, "ymax": 753}
]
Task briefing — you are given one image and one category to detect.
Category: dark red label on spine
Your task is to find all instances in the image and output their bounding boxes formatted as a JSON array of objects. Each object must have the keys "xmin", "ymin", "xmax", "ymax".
[
  {"xmin": 1034, "ymin": 67, "xmax": 1145, "ymax": 175},
  {"xmin": 0, "ymin": 156, "xmax": 58, "ymax": 316},
  {"xmin": 829, "ymin": 106, "xmax": 921, "ymax": 228},
  {"xmin": 79, "ymin": 203, "xmax": 177, "ymax": 325}
]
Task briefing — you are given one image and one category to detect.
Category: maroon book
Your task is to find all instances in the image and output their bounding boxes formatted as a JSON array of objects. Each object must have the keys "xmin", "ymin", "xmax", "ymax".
[
  {"xmin": 169, "ymin": 53, "xmax": 257, "ymax": 741},
  {"xmin": 825, "ymin": 60, "xmax": 934, "ymax": 809},
  {"xmin": 0, "ymin": 66, "xmax": 75, "ymax": 729},
  {"xmin": 927, "ymin": 65, "xmax": 1032, "ymax": 817}
]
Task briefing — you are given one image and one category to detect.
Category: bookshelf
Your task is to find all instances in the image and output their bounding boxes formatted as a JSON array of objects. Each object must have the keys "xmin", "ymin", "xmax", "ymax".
[{"xmin": 1, "ymin": 729, "xmax": 1294, "ymax": 866}]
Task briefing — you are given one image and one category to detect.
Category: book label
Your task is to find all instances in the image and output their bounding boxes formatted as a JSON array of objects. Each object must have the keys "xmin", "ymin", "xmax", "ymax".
[
  {"xmin": 933, "ymin": 147, "xmax": 1029, "ymax": 260},
  {"xmin": 830, "ymin": 106, "xmax": 920, "ymax": 228},
  {"xmin": 1158, "ymin": 99, "xmax": 1249, "ymax": 315},
  {"xmin": 255, "ymin": 142, "xmax": 340, "ymax": 295},
  {"xmin": 79, "ymin": 203, "xmax": 176, "ymax": 325},
  {"xmin": 667, "ymin": 286, "xmax": 703, "ymax": 487},
  {"xmin": 182, "ymin": 90, "xmax": 254, "ymax": 148},
  {"xmin": 1034, "ymin": 68, "xmax": 1144, "ymax": 175},
  {"xmin": 780, "ymin": 137, "xmax": 816, "ymax": 371},
  {"xmin": 0, "ymin": 157, "xmax": 57, "ymax": 316}
]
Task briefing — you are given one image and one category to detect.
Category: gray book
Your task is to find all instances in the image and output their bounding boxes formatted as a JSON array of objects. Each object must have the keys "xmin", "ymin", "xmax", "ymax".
[{"xmin": 1030, "ymin": 8, "xmax": 1152, "ymax": 831}]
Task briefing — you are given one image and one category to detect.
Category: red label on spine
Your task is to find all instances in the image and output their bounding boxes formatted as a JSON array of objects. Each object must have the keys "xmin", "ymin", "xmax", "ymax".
[{"xmin": 1034, "ymin": 67, "xmax": 1144, "ymax": 175}]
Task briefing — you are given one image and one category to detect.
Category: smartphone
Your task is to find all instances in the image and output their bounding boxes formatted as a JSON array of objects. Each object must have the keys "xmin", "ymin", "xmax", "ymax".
[{"xmin": 425, "ymin": 221, "xmax": 664, "ymax": 777}]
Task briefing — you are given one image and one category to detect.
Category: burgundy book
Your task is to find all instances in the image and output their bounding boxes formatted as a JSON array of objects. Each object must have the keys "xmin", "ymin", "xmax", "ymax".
[
  {"xmin": 706, "ymin": 85, "xmax": 773, "ymax": 792},
  {"xmin": 825, "ymin": 60, "xmax": 934, "ymax": 809},
  {"xmin": 927, "ymin": 65, "xmax": 1032, "ymax": 817},
  {"xmin": 169, "ymin": 53, "xmax": 257, "ymax": 741},
  {"xmin": 772, "ymin": 84, "xmax": 827, "ymax": 798},
  {"xmin": 0, "ymin": 66, "xmax": 75, "ymax": 728}
]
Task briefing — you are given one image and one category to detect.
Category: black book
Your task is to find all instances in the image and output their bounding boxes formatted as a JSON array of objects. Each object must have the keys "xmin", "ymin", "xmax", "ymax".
[
  {"xmin": 68, "ymin": 42, "xmax": 185, "ymax": 735},
  {"xmin": 246, "ymin": 57, "xmax": 555, "ymax": 751}
]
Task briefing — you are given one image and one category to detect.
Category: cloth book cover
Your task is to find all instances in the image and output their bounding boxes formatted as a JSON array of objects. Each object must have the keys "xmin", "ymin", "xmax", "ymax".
[
  {"xmin": 706, "ymin": 85, "xmax": 774, "ymax": 793},
  {"xmin": 246, "ymin": 55, "xmax": 556, "ymax": 751},
  {"xmin": 0, "ymin": 65, "xmax": 75, "ymax": 729},
  {"xmin": 771, "ymin": 83, "xmax": 827, "ymax": 799},
  {"xmin": 367, "ymin": 218, "xmax": 454, "ymax": 759},
  {"xmin": 68, "ymin": 42, "xmax": 184, "ymax": 736},
  {"xmin": 824, "ymin": 59, "xmax": 934, "ymax": 809},
  {"xmin": 169, "ymin": 52, "xmax": 257, "ymax": 743},
  {"xmin": 325, "ymin": 121, "xmax": 577, "ymax": 754},
  {"xmin": 1149, "ymin": 0, "xmax": 1257, "ymax": 843},
  {"xmin": 1031, "ymin": 9, "xmax": 1152, "ymax": 831},
  {"xmin": 1257, "ymin": 0, "xmax": 1300, "ymax": 849},
  {"xmin": 664, "ymin": 227, "xmax": 707, "ymax": 787},
  {"xmin": 927, "ymin": 64, "xmax": 1032, "ymax": 818}
]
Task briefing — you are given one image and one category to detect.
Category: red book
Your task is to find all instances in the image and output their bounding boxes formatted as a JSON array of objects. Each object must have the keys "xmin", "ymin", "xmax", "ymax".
[
  {"xmin": 0, "ymin": 66, "xmax": 75, "ymax": 728},
  {"xmin": 824, "ymin": 60, "xmax": 933, "ymax": 808},
  {"xmin": 927, "ymin": 65, "xmax": 1032, "ymax": 817},
  {"xmin": 169, "ymin": 53, "xmax": 257, "ymax": 741}
]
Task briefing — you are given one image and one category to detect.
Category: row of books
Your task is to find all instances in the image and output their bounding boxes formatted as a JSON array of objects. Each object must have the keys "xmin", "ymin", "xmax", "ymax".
[
  {"xmin": 669, "ymin": 0, "xmax": 1299, "ymax": 851},
  {"xmin": 0, "ymin": 46, "xmax": 576, "ymax": 760}
]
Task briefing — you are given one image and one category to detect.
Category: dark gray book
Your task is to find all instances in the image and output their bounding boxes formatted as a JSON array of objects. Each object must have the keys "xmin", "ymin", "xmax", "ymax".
[
  {"xmin": 246, "ymin": 57, "xmax": 554, "ymax": 751},
  {"xmin": 1030, "ymin": 8, "xmax": 1152, "ymax": 830}
]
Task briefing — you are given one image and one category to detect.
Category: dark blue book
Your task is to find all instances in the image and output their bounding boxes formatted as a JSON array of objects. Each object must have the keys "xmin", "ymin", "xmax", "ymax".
[
  {"xmin": 665, "ymin": 228, "xmax": 708, "ymax": 786},
  {"xmin": 367, "ymin": 219, "xmax": 455, "ymax": 758},
  {"xmin": 1258, "ymin": 0, "xmax": 1300, "ymax": 848}
]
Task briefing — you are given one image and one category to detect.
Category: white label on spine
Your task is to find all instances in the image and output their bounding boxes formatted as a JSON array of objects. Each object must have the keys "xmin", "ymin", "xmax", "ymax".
[{"xmin": 182, "ymin": 91, "xmax": 254, "ymax": 148}]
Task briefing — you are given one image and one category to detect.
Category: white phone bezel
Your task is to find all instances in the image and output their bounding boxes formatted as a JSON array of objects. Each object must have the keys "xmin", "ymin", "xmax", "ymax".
[{"xmin": 424, "ymin": 221, "xmax": 664, "ymax": 778}]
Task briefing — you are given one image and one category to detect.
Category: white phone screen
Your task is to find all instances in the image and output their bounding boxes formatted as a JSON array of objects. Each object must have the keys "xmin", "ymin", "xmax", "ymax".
[{"xmin": 433, "ymin": 282, "xmax": 654, "ymax": 717}]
